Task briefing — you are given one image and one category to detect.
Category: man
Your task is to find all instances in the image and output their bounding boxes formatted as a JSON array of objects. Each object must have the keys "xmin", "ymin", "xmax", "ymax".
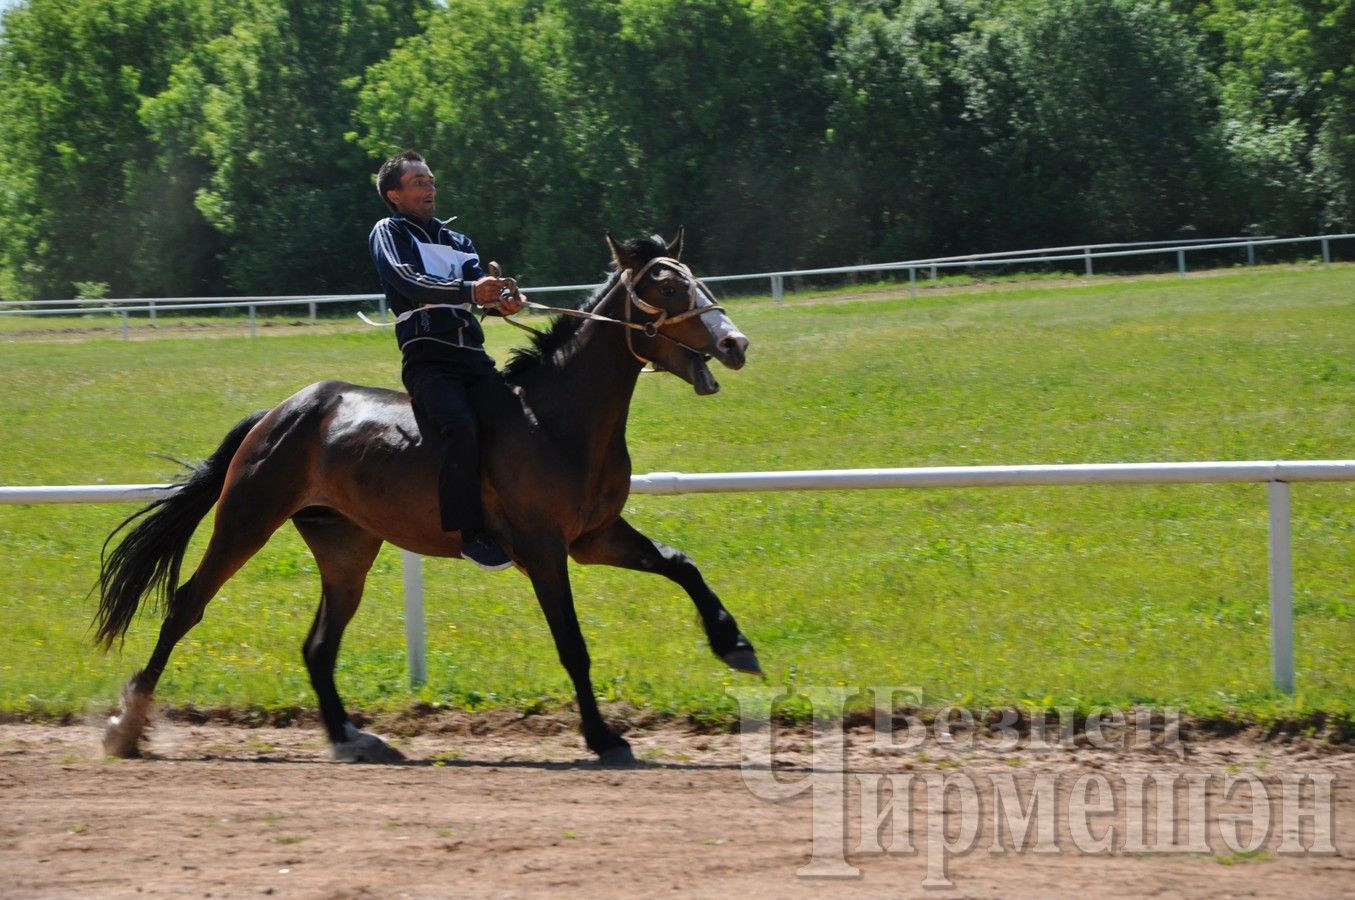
[{"xmin": 369, "ymin": 149, "xmax": 525, "ymax": 571}]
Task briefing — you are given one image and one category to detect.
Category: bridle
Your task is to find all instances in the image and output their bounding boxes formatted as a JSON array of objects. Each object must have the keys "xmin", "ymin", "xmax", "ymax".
[{"xmin": 501, "ymin": 256, "xmax": 726, "ymax": 365}]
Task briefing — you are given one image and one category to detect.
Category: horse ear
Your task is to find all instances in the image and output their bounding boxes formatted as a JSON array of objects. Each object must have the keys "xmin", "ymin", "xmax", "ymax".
[
  {"xmin": 666, "ymin": 226, "xmax": 685, "ymax": 260},
  {"xmin": 605, "ymin": 232, "xmax": 635, "ymax": 271}
]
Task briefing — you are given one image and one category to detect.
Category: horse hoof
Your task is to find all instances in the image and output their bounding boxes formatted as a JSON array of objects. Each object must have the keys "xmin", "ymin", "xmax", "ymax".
[
  {"xmin": 332, "ymin": 725, "xmax": 406, "ymax": 764},
  {"xmin": 103, "ymin": 689, "xmax": 152, "ymax": 758},
  {"xmin": 598, "ymin": 744, "xmax": 637, "ymax": 767},
  {"xmin": 103, "ymin": 715, "xmax": 145, "ymax": 758},
  {"xmin": 722, "ymin": 648, "xmax": 764, "ymax": 676}
]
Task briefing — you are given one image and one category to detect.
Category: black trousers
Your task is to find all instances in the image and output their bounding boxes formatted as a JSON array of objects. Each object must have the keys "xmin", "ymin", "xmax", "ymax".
[{"xmin": 401, "ymin": 350, "xmax": 504, "ymax": 533}]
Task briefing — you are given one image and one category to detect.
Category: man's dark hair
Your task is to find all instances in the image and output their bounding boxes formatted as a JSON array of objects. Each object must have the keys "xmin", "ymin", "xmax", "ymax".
[{"xmin": 376, "ymin": 150, "xmax": 424, "ymax": 212}]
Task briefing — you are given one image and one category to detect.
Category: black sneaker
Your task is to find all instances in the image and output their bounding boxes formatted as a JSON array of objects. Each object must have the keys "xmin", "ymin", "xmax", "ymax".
[{"xmin": 460, "ymin": 530, "xmax": 513, "ymax": 571}]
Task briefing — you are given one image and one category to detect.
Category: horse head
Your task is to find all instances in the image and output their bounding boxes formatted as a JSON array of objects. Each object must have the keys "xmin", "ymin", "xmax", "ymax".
[{"xmin": 605, "ymin": 229, "xmax": 749, "ymax": 395}]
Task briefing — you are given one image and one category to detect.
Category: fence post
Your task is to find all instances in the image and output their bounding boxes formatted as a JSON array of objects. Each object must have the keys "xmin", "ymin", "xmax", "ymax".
[
  {"xmin": 248, "ymin": 304, "xmax": 257, "ymax": 338},
  {"xmin": 148, "ymin": 300, "xmax": 156, "ymax": 327},
  {"xmin": 771, "ymin": 274, "xmax": 784, "ymax": 304},
  {"xmin": 1084, "ymin": 247, "xmax": 1093, "ymax": 276},
  {"xmin": 908, "ymin": 266, "xmax": 917, "ymax": 297},
  {"xmin": 401, "ymin": 550, "xmax": 427, "ymax": 689},
  {"xmin": 120, "ymin": 311, "xmax": 129, "ymax": 340},
  {"xmin": 1247, "ymin": 241, "xmax": 1256, "ymax": 266},
  {"xmin": 930, "ymin": 265, "xmax": 938, "ymax": 286},
  {"xmin": 1321, "ymin": 237, "xmax": 1331, "ymax": 266},
  {"xmin": 1177, "ymin": 249, "xmax": 1186, "ymax": 277},
  {"xmin": 1267, "ymin": 480, "xmax": 1295, "ymax": 694},
  {"xmin": 308, "ymin": 301, "xmax": 317, "ymax": 323}
]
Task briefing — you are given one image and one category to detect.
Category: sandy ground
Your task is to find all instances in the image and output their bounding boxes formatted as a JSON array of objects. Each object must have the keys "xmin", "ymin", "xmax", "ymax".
[{"xmin": 2, "ymin": 711, "xmax": 1352, "ymax": 899}]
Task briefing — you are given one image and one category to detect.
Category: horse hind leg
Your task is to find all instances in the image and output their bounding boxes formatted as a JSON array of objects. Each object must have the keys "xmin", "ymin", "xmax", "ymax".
[
  {"xmin": 104, "ymin": 497, "xmax": 294, "ymax": 757},
  {"xmin": 292, "ymin": 513, "xmax": 402, "ymax": 763}
]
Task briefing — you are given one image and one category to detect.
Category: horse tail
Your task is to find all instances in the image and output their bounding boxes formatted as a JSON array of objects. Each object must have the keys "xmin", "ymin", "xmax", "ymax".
[{"xmin": 93, "ymin": 410, "xmax": 269, "ymax": 650}]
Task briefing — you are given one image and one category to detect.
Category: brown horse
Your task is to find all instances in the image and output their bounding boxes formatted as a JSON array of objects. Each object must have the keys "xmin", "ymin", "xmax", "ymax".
[{"xmin": 95, "ymin": 231, "xmax": 758, "ymax": 765}]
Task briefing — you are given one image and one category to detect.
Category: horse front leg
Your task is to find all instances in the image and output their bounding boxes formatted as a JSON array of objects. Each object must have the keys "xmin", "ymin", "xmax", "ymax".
[
  {"xmin": 570, "ymin": 517, "xmax": 762, "ymax": 676},
  {"xmin": 521, "ymin": 543, "xmax": 634, "ymax": 765}
]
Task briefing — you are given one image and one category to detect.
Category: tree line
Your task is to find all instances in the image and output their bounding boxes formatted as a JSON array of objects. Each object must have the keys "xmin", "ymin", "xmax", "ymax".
[{"xmin": 0, "ymin": 0, "xmax": 1350, "ymax": 300}]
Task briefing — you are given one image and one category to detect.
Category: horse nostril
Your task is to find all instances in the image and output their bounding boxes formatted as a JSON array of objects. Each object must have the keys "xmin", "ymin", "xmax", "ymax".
[
  {"xmin": 719, "ymin": 335, "xmax": 749, "ymax": 355},
  {"xmin": 717, "ymin": 334, "xmax": 749, "ymax": 368}
]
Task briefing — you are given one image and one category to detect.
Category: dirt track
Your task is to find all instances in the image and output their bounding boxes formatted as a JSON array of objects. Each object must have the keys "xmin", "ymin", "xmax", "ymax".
[{"xmin": 2, "ymin": 713, "xmax": 1352, "ymax": 898}]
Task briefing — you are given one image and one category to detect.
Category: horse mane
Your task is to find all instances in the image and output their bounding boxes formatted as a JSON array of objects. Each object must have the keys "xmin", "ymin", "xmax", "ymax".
[{"xmin": 502, "ymin": 235, "xmax": 670, "ymax": 382}]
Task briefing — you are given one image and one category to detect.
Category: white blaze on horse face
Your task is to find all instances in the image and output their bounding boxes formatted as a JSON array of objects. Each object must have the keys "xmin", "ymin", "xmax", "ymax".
[
  {"xmin": 693, "ymin": 281, "xmax": 748, "ymax": 367},
  {"xmin": 709, "ymin": 311, "xmax": 746, "ymax": 358}
]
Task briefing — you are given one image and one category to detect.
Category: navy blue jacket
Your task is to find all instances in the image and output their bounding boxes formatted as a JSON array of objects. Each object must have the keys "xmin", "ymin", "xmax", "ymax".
[{"xmin": 369, "ymin": 213, "xmax": 488, "ymax": 357}]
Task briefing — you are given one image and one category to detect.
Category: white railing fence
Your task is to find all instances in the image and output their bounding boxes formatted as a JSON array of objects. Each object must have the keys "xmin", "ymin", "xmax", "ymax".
[
  {"xmin": 4, "ymin": 460, "xmax": 1353, "ymax": 694},
  {"xmin": 1, "ymin": 233, "xmax": 1349, "ymax": 336}
]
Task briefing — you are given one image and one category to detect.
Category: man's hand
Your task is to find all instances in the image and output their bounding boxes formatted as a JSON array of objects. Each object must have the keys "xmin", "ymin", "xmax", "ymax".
[{"xmin": 471, "ymin": 276, "xmax": 526, "ymax": 315}]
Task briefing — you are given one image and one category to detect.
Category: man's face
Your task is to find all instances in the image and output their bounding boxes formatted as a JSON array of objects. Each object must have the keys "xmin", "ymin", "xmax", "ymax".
[{"xmin": 386, "ymin": 161, "xmax": 437, "ymax": 220}]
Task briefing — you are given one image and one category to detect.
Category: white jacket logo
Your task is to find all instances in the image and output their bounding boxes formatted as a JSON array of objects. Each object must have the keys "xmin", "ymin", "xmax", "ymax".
[{"xmin": 415, "ymin": 241, "xmax": 479, "ymax": 280}]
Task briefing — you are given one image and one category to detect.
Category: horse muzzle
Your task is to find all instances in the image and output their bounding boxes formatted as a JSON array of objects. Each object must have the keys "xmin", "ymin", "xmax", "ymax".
[
  {"xmin": 685, "ymin": 323, "xmax": 747, "ymax": 395},
  {"xmin": 714, "ymin": 332, "xmax": 749, "ymax": 370}
]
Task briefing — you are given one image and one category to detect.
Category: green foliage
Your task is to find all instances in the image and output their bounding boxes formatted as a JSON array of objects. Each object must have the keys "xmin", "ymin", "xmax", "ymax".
[
  {"xmin": 0, "ymin": 0, "xmax": 1352, "ymax": 300},
  {"xmin": 1203, "ymin": 0, "xmax": 1355, "ymax": 229},
  {"xmin": 354, "ymin": 0, "xmax": 841, "ymax": 279},
  {"xmin": 140, "ymin": 0, "xmax": 429, "ymax": 294},
  {"xmin": 72, "ymin": 281, "xmax": 110, "ymax": 301},
  {"xmin": 973, "ymin": 0, "xmax": 1234, "ymax": 242},
  {"xmin": 0, "ymin": 0, "xmax": 206, "ymax": 299},
  {"xmin": 824, "ymin": 0, "xmax": 975, "ymax": 259},
  {"xmin": 355, "ymin": 0, "xmax": 583, "ymax": 280}
]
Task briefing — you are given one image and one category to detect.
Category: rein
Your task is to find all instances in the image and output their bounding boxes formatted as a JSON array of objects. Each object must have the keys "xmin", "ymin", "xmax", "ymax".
[
  {"xmin": 496, "ymin": 256, "xmax": 725, "ymax": 365},
  {"xmin": 361, "ymin": 255, "xmax": 725, "ymax": 366}
]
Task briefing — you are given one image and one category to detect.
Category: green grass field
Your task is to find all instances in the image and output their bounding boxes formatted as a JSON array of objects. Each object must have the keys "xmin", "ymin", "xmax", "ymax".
[{"xmin": 1, "ymin": 266, "xmax": 1352, "ymax": 725}]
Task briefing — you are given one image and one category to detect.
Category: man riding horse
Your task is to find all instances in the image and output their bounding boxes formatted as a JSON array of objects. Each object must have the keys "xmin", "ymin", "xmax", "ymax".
[
  {"xmin": 97, "ymin": 187, "xmax": 759, "ymax": 763},
  {"xmin": 370, "ymin": 149, "xmax": 526, "ymax": 570}
]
